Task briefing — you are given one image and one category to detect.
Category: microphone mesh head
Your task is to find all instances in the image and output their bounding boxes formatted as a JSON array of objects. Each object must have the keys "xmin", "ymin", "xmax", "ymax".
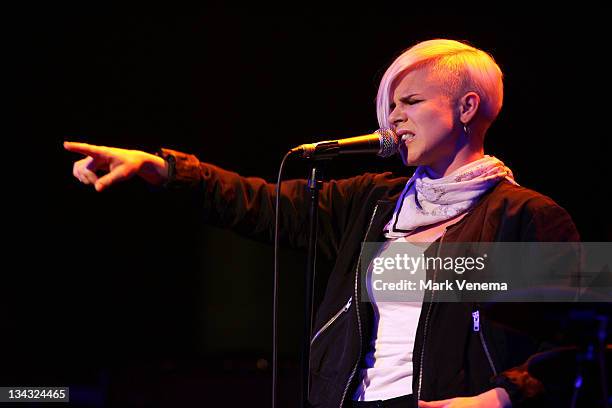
[{"xmin": 376, "ymin": 128, "xmax": 399, "ymax": 158}]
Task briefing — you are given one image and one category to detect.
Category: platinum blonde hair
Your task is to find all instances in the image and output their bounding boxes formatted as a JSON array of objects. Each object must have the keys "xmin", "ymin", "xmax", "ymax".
[{"xmin": 376, "ymin": 39, "xmax": 504, "ymax": 129}]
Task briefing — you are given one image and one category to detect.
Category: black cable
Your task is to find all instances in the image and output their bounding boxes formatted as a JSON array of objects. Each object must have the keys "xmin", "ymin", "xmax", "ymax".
[{"xmin": 272, "ymin": 150, "xmax": 293, "ymax": 408}]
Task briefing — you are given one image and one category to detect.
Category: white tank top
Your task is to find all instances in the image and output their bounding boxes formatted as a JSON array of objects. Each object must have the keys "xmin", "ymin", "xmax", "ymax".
[{"xmin": 352, "ymin": 214, "xmax": 465, "ymax": 401}]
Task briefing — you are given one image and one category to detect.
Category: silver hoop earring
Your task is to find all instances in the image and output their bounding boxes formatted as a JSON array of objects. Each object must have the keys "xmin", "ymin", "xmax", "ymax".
[{"xmin": 463, "ymin": 124, "xmax": 470, "ymax": 135}]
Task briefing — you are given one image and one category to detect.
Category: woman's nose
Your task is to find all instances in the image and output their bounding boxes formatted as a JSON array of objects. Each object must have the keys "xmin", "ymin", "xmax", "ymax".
[{"xmin": 388, "ymin": 106, "xmax": 405, "ymax": 127}]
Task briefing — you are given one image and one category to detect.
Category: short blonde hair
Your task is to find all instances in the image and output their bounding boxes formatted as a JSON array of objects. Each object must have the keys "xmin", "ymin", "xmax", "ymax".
[{"xmin": 376, "ymin": 39, "xmax": 504, "ymax": 129}]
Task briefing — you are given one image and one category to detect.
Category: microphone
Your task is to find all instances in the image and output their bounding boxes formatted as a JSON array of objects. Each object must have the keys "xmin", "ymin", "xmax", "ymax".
[{"xmin": 289, "ymin": 128, "xmax": 399, "ymax": 159}]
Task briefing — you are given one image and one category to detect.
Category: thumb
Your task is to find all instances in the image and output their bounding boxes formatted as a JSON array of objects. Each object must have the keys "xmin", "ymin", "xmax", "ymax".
[{"xmin": 94, "ymin": 165, "xmax": 133, "ymax": 191}]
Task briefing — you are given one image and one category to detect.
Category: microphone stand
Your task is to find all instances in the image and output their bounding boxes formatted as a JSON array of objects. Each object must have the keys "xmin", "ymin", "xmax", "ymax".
[
  {"xmin": 286, "ymin": 131, "xmax": 394, "ymax": 407},
  {"xmin": 301, "ymin": 163, "xmax": 324, "ymax": 408}
]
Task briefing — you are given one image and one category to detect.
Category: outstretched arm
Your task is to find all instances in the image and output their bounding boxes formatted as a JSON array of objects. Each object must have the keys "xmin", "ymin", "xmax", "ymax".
[{"xmin": 64, "ymin": 142, "xmax": 376, "ymax": 258}]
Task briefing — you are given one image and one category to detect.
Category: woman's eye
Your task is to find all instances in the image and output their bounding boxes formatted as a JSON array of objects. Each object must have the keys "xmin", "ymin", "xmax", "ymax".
[
  {"xmin": 398, "ymin": 97, "xmax": 422, "ymax": 106},
  {"xmin": 390, "ymin": 99, "xmax": 422, "ymax": 110}
]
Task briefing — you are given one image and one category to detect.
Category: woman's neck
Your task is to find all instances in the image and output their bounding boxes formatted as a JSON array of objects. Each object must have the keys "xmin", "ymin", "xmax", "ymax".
[{"xmin": 426, "ymin": 150, "xmax": 484, "ymax": 178}]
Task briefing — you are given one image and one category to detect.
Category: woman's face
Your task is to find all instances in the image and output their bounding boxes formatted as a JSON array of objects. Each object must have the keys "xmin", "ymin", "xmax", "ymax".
[{"xmin": 388, "ymin": 67, "xmax": 462, "ymax": 174}]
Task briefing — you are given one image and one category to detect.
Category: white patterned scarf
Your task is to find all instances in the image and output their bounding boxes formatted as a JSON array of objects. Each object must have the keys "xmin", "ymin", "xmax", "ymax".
[{"xmin": 384, "ymin": 155, "xmax": 518, "ymax": 238}]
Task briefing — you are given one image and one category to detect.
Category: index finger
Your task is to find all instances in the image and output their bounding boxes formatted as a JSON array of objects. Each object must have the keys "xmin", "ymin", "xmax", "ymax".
[{"xmin": 63, "ymin": 141, "xmax": 108, "ymax": 157}]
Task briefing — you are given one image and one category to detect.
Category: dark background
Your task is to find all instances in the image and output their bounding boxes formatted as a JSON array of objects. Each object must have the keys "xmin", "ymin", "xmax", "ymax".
[{"xmin": 7, "ymin": 4, "xmax": 611, "ymax": 407}]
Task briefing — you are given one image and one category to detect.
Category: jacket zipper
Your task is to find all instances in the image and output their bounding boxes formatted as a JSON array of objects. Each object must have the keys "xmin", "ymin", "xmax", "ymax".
[
  {"xmin": 310, "ymin": 296, "xmax": 352, "ymax": 345},
  {"xmin": 416, "ymin": 228, "xmax": 446, "ymax": 401},
  {"xmin": 338, "ymin": 204, "xmax": 380, "ymax": 408},
  {"xmin": 473, "ymin": 309, "xmax": 498, "ymax": 376}
]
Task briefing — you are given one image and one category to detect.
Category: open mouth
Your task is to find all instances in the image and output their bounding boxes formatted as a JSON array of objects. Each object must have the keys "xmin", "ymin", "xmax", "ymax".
[
  {"xmin": 401, "ymin": 133, "xmax": 416, "ymax": 142},
  {"xmin": 396, "ymin": 129, "xmax": 416, "ymax": 143}
]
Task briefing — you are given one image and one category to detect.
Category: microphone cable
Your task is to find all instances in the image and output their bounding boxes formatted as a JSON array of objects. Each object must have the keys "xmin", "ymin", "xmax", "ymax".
[{"xmin": 272, "ymin": 150, "xmax": 293, "ymax": 408}]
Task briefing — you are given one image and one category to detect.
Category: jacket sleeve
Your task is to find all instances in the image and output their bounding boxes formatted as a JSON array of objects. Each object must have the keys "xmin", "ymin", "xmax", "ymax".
[
  {"xmin": 520, "ymin": 201, "xmax": 581, "ymax": 243},
  {"xmin": 492, "ymin": 200, "xmax": 581, "ymax": 406},
  {"xmin": 157, "ymin": 148, "xmax": 373, "ymax": 260}
]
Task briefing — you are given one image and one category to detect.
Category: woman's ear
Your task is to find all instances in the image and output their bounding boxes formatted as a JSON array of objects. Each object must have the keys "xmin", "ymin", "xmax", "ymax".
[{"xmin": 459, "ymin": 92, "xmax": 480, "ymax": 125}]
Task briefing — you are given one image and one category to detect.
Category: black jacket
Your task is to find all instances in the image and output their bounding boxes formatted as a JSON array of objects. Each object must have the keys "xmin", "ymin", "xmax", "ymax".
[{"xmin": 160, "ymin": 148, "xmax": 580, "ymax": 407}]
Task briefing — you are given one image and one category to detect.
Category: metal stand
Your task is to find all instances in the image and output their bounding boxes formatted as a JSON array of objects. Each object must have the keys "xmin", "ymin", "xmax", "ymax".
[
  {"xmin": 570, "ymin": 314, "xmax": 609, "ymax": 408},
  {"xmin": 301, "ymin": 164, "xmax": 323, "ymax": 408}
]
